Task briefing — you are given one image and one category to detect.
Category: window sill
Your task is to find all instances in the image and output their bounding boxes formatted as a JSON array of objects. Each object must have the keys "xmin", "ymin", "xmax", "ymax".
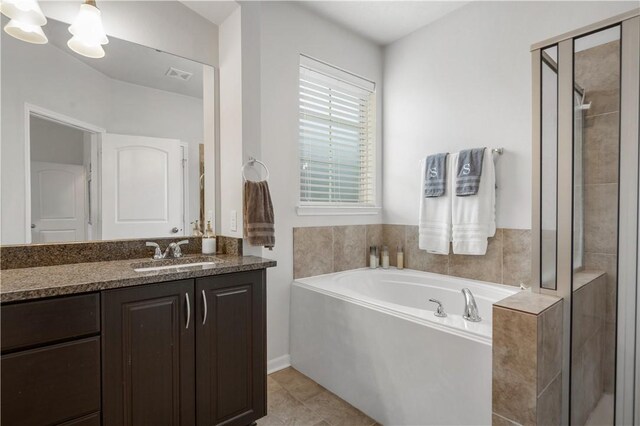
[{"xmin": 296, "ymin": 205, "xmax": 382, "ymax": 216}]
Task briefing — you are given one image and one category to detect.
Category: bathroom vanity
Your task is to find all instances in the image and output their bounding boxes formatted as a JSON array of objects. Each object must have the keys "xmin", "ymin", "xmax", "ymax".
[{"xmin": 0, "ymin": 253, "xmax": 275, "ymax": 426}]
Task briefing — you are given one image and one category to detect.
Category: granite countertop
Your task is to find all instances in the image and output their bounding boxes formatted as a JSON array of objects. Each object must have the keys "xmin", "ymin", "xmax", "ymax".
[{"xmin": 0, "ymin": 255, "xmax": 276, "ymax": 303}]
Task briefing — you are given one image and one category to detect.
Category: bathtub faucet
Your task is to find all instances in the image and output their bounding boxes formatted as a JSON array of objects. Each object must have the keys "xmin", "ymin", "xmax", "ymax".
[
  {"xmin": 461, "ymin": 288, "xmax": 482, "ymax": 322},
  {"xmin": 428, "ymin": 299, "xmax": 447, "ymax": 318}
]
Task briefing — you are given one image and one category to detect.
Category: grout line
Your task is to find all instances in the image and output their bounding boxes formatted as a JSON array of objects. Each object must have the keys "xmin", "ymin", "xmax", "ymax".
[
  {"xmin": 537, "ymin": 370, "xmax": 561, "ymax": 399},
  {"xmin": 492, "ymin": 411, "xmax": 523, "ymax": 426},
  {"xmin": 501, "ymin": 229, "xmax": 505, "ymax": 285},
  {"xmin": 331, "ymin": 226, "xmax": 335, "ymax": 273},
  {"xmin": 584, "ymin": 110, "xmax": 619, "ymax": 119}
]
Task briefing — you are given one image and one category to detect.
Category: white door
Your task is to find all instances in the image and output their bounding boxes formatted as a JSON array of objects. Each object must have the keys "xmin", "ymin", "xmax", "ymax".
[
  {"xmin": 101, "ymin": 133, "xmax": 183, "ymax": 239},
  {"xmin": 31, "ymin": 161, "xmax": 86, "ymax": 243}
]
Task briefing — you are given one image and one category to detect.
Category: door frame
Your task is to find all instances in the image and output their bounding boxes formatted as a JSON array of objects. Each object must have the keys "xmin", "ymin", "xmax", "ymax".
[
  {"xmin": 620, "ymin": 16, "xmax": 640, "ymax": 425},
  {"xmin": 180, "ymin": 142, "xmax": 190, "ymax": 237},
  {"xmin": 24, "ymin": 103, "xmax": 106, "ymax": 243}
]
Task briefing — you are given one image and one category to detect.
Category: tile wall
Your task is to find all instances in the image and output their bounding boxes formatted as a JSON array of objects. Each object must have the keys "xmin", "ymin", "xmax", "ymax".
[
  {"xmin": 293, "ymin": 224, "xmax": 531, "ymax": 287},
  {"xmin": 575, "ymin": 39, "xmax": 620, "ymax": 394},
  {"xmin": 571, "ymin": 272, "xmax": 607, "ymax": 426},
  {"xmin": 492, "ymin": 292, "xmax": 563, "ymax": 425}
]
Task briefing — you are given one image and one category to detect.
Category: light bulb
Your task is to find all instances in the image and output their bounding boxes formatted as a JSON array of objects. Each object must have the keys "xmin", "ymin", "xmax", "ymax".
[
  {"xmin": 67, "ymin": 3, "xmax": 108, "ymax": 58},
  {"xmin": 1, "ymin": 0, "xmax": 47, "ymax": 44},
  {"xmin": 4, "ymin": 18, "xmax": 47, "ymax": 44},
  {"xmin": 0, "ymin": 0, "xmax": 46, "ymax": 26},
  {"xmin": 67, "ymin": 36, "xmax": 105, "ymax": 59}
]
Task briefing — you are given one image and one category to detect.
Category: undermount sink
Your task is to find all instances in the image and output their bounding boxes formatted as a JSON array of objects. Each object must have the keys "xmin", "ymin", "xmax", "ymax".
[{"xmin": 132, "ymin": 256, "xmax": 223, "ymax": 273}]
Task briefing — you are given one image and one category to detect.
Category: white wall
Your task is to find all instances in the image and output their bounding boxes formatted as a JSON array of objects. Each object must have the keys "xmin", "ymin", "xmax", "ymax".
[
  {"xmin": 257, "ymin": 2, "xmax": 383, "ymax": 369},
  {"xmin": 1, "ymin": 35, "xmax": 110, "ymax": 244},
  {"xmin": 108, "ymin": 80, "xmax": 203, "ymax": 144},
  {"xmin": 218, "ymin": 7, "xmax": 244, "ymax": 239},
  {"xmin": 1, "ymin": 36, "xmax": 204, "ymax": 243},
  {"xmin": 382, "ymin": 1, "xmax": 638, "ymax": 230},
  {"xmin": 40, "ymin": 1, "xmax": 219, "ymax": 66}
]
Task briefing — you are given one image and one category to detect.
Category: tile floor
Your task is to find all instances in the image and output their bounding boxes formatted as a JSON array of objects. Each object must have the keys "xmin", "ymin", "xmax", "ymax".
[{"xmin": 257, "ymin": 367, "xmax": 378, "ymax": 426}]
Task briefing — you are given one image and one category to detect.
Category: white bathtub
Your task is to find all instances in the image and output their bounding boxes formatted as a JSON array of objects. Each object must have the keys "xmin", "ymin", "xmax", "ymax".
[{"xmin": 290, "ymin": 268, "xmax": 519, "ymax": 426}]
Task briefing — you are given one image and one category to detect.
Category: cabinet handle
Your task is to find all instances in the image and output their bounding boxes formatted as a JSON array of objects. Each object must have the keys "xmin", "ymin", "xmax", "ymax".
[
  {"xmin": 185, "ymin": 293, "xmax": 191, "ymax": 329},
  {"xmin": 202, "ymin": 289, "xmax": 208, "ymax": 325}
]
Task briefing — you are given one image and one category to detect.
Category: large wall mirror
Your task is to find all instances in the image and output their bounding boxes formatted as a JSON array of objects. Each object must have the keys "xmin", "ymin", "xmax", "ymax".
[{"xmin": 1, "ymin": 16, "xmax": 215, "ymax": 244}]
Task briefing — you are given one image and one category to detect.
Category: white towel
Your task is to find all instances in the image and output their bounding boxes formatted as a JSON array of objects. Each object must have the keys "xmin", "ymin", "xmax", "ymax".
[
  {"xmin": 451, "ymin": 149, "xmax": 496, "ymax": 255},
  {"xmin": 419, "ymin": 155, "xmax": 453, "ymax": 255}
]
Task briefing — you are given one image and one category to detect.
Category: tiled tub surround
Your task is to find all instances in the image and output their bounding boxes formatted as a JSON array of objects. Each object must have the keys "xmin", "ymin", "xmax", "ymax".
[
  {"xmin": 575, "ymin": 39, "xmax": 620, "ymax": 395},
  {"xmin": 572, "ymin": 271, "xmax": 607, "ymax": 426},
  {"xmin": 293, "ymin": 225, "xmax": 531, "ymax": 286},
  {"xmin": 0, "ymin": 235, "xmax": 243, "ymax": 270},
  {"xmin": 492, "ymin": 292, "xmax": 563, "ymax": 426}
]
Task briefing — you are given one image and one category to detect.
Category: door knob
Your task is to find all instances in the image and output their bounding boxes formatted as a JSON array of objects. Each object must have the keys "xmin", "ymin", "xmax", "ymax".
[
  {"xmin": 171, "ymin": 227, "xmax": 179, "ymax": 233},
  {"xmin": 31, "ymin": 224, "xmax": 36, "ymax": 229}
]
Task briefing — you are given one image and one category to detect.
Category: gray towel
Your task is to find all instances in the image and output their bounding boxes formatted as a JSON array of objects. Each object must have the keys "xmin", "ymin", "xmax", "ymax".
[
  {"xmin": 424, "ymin": 153, "xmax": 448, "ymax": 198},
  {"xmin": 243, "ymin": 180, "xmax": 275, "ymax": 249},
  {"xmin": 456, "ymin": 148, "xmax": 486, "ymax": 196}
]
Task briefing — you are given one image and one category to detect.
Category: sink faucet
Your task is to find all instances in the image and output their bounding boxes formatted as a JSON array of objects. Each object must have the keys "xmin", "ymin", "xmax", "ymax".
[
  {"xmin": 169, "ymin": 240, "xmax": 189, "ymax": 258},
  {"xmin": 461, "ymin": 288, "xmax": 482, "ymax": 322},
  {"xmin": 146, "ymin": 240, "xmax": 189, "ymax": 260}
]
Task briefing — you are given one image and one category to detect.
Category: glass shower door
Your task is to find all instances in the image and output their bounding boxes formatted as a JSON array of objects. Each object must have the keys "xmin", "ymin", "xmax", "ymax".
[
  {"xmin": 534, "ymin": 12, "xmax": 640, "ymax": 425},
  {"xmin": 570, "ymin": 25, "xmax": 621, "ymax": 426}
]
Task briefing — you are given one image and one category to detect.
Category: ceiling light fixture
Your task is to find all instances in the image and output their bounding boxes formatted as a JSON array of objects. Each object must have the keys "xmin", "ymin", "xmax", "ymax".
[
  {"xmin": 67, "ymin": 0, "xmax": 108, "ymax": 59},
  {"xmin": 0, "ymin": 0, "xmax": 48, "ymax": 44}
]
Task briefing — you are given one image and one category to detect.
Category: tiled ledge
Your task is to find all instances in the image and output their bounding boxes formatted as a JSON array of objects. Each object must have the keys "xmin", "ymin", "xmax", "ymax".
[
  {"xmin": 293, "ymin": 224, "xmax": 531, "ymax": 287},
  {"xmin": 492, "ymin": 293, "xmax": 563, "ymax": 425}
]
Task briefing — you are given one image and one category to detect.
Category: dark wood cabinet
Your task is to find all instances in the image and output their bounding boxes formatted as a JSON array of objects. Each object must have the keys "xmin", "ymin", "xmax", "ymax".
[
  {"xmin": 1, "ymin": 293, "xmax": 100, "ymax": 352},
  {"xmin": 102, "ymin": 280, "xmax": 195, "ymax": 426},
  {"xmin": 196, "ymin": 270, "xmax": 267, "ymax": 426},
  {"xmin": 1, "ymin": 294, "xmax": 101, "ymax": 426},
  {"xmin": 1, "ymin": 269, "xmax": 268, "ymax": 426},
  {"xmin": 1, "ymin": 336, "xmax": 101, "ymax": 426}
]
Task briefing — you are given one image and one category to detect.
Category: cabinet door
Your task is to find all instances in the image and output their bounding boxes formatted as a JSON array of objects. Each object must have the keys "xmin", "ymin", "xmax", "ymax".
[
  {"xmin": 196, "ymin": 270, "xmax": 266, "ymax": 426},
  {"xmin": 102, "ymin": 280, "xmax": 195, "ymax": 426},
  {"xmin": 1, "ymin": 337, "xmax": 101, "ymax": 426}
]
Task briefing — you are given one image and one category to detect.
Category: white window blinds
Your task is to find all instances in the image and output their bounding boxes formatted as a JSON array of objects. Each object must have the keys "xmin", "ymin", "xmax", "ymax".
[{"xmin": 299, "ymin": 55, "xmax": 376, "ymax": 206}]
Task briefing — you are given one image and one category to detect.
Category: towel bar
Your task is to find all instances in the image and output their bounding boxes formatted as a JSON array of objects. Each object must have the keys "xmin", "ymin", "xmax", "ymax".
[
  {"xmin": 492, "ymin": 148, "xmax": 503, "ymax": 189},
  {"xmin": 242, "ymin": 157, "xmax": 270, "ymax": 182}
]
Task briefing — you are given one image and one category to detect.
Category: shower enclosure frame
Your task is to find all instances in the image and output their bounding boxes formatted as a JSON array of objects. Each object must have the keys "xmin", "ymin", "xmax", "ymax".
[{"xmin": 531, "ymin": 9, "xmax": 640, "ymax": 425}]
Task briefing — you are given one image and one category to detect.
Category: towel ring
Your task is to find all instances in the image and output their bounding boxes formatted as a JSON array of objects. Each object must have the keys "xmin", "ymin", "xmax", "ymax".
[{"xmin": 242, "ymin": 157, "xmax": 270, "ymax": 182}]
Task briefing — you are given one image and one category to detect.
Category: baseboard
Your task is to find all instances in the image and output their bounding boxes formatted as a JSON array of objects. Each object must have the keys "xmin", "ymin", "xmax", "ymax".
[{"xmin": 267, "ymin": 354, "xmax": 291, "ymax": 374}]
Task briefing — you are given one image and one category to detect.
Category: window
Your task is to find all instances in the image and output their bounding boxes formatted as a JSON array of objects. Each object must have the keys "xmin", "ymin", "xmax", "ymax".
[{"xmin": 298, "ymin": 55, "xmax": 376, "ymax": 212}]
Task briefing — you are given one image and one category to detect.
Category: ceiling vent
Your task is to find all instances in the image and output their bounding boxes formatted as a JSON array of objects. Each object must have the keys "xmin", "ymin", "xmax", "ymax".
[{"xmin": 165, "ymin": 67, "xmax": 193, "ymax": 82}]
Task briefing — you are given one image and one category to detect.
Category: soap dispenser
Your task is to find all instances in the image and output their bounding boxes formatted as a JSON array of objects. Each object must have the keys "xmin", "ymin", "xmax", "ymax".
[{"xmin": 202, "ymin": 221, "xmax": 216, "ymax": 254}]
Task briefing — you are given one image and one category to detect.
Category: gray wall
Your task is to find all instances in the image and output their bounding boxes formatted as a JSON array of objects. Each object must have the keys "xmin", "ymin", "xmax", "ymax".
[{"xmin": 30, "ymin": 117, "xmax": 85, "ymax": 165}]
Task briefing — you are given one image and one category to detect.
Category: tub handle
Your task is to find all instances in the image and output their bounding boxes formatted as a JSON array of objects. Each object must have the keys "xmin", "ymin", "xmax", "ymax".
[{"xmin": 428, "ymin": 299, "xmax": 447, "ymax": 318}]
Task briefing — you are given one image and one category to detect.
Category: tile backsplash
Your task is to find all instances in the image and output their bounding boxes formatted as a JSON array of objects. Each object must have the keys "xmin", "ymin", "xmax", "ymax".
[
  {"xmin": 293, "ymin": 224, "xmax": 531, "ymax": 286},
  {"xmin": 1, "ymin": 235, "xmax": 243, "ymax": 270}
]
